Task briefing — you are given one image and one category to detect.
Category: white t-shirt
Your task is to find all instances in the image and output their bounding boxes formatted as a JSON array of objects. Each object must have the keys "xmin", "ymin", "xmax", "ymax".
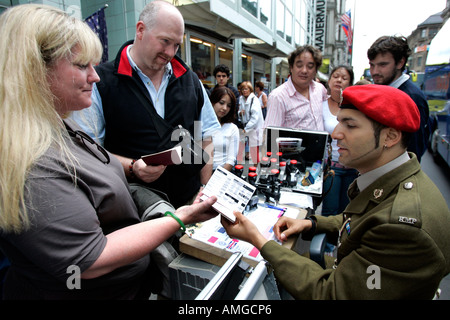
[
  {"xmin": 213, "ymin": 122, "xmax": 240, "ymax": 170},
  {"xmin": 322, "ymin": 100, "xmax": 340, "ymax": 162}
]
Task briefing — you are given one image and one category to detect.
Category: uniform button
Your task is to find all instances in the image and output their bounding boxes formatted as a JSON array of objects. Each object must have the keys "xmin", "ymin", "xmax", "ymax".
[{"xmin": 404, "ymin": 182, "xmax": 414, "ymax": 190}]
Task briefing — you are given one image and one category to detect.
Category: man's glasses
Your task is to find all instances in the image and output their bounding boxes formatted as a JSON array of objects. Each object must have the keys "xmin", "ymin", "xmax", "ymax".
[{"xmin": 66, "ymin": 128, "xmax": 110, "ymax": 164}]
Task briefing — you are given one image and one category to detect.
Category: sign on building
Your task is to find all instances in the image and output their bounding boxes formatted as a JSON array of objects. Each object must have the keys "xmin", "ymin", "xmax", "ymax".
[{"xmin": 315, "ymin": 0, "xmax": 327, "ymax": 53}]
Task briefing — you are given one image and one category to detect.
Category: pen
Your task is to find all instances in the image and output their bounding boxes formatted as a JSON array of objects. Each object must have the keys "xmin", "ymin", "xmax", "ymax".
[{"xmin": 263, "ymin": 203, "xmax": 286, "ymax": 212}]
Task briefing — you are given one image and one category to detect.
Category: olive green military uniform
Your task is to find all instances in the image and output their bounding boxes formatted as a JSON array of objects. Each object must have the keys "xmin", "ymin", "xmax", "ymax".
[{"xmin": 261, "ymin": 153, "xmax": 450, "ymax": 299}]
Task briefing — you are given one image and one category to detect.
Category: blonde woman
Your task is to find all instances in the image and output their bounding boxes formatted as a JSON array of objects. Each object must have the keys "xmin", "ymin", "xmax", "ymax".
[{"xmin": 0, "ymin": 4, "xmax": 216, "ymax": 300}]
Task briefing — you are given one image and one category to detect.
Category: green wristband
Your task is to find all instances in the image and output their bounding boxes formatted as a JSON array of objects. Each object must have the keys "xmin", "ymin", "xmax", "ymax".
[{"xmin": 164, "ymin": 211, "xmax": 186, "ymax": 232}]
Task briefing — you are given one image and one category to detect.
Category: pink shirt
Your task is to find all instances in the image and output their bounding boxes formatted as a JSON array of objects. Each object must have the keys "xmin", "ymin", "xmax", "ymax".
[{"xmin": 264, "ymin": 77, "xmax": 327, "ymax": 131}]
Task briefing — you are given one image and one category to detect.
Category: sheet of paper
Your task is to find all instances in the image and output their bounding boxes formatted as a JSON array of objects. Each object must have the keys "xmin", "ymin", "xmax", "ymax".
[
  {"xmin": 200, "ymin": 166, "xmax": 256, "ymax": 223},
  {"xmin": 186, "ymin": 203, "xmax": 292, "ymax": 263},
  {"xmin": 278, "ymin": 191, "xmax": 314, "ymax": 209}
]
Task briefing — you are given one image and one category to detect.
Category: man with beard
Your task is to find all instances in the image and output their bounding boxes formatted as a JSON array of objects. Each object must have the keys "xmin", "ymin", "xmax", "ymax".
[{"xmin": 367, "ymin": 36, "xmax": 430, "ymax": 162}]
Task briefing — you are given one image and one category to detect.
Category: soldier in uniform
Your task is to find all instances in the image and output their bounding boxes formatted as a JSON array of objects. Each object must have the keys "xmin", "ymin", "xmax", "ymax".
[{"xmin": 222, "ymin": 84, "xmax": 450, "ymax": 299}]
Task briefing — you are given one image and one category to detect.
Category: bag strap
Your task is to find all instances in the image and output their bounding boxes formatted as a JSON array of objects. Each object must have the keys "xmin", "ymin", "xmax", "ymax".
[{"xmin": 127, "ymin": 74, "xmax": 207, "ymax": 163}]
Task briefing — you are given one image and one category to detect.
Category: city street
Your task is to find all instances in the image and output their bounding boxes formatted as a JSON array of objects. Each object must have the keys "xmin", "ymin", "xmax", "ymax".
[
  {"xmin": 420, "ymin": 150, "xmax": 450, "ymax": 299},
  {"xmin": 1, "ymin": 0, "xmax": 449, "ymax": 302},
  {"xmin": 421, "ymin": 150, "xmax": 450, "ymax": 208}
]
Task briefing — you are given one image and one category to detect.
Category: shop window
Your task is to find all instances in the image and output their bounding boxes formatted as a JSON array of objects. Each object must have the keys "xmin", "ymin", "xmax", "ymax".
[
  {"xmin": 190, "ymin": 37, "xmax": 215, "ymax": 87},
  {"xmin": 241, "ymin": 54, "xmax": 253, "ymax": 82},
  {"xmin": 219, "ymin": 47, "xmax": 234, "ymax": 83},
  {"xmin": 276, "ymin": 60, "xmax": 290, "ymax": 87},
  {"xmin": 264, "ymin": 61, "xmax": 272, "ymax": 91},
  {"xmin": 178, "ymin": 34, "xmax": 187, "ymax": 61}
]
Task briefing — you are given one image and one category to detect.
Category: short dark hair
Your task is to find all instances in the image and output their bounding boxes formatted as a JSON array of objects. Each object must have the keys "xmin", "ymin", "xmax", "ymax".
[
  {"xmin": 369, "ymin": 116, "xmax": 411, "ymax": 149},
  {"xmin": 288, "ymin": 45, "xmax": 323, "ymax": 71},
  {"xmin": 210, "ymin": 86, "xmax": 237, "ymax": 124},
  {"xmin": 213, "ymin": 64, "xmax": 231, "ymax": 77},
  {"xmin": 367, "ymin": 36, "xmax": 411, "ymax": 72},
  {"xmin": 341, "ymin": 104, "xmax": 412, "ymax": 149}
]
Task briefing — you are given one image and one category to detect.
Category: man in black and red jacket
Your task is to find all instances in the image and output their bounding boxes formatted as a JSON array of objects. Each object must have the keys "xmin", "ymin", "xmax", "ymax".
[{"xmin": 72, "ymin": 1, "xmax": 220, "ymax": 209}]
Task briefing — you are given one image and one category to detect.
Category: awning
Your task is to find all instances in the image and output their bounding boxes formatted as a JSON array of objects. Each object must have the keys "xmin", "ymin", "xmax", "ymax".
[{"xmin": 177, "ymin": 1, "xmax": 290, "ymax": 58}]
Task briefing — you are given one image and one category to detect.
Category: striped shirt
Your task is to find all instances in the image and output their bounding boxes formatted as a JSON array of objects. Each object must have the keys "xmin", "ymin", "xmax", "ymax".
[{"xmin": 264, "ymin": 77, "xmax": 327, "ymax": 131}]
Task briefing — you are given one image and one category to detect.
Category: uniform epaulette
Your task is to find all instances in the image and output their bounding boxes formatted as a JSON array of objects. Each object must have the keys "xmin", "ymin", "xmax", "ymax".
[{"xmin": 389, "ymin": 175, "xmax": 422, "ymax": 228}]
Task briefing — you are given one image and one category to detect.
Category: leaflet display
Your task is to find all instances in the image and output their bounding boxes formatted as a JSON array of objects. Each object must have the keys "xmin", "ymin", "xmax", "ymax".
[
  {"xmin": 183, "ymin": 203, "xmax": 299, "ymax": 266},
  {"xmin": 200, "ymin": 166, "xmax": 256, "ymax": 223}
]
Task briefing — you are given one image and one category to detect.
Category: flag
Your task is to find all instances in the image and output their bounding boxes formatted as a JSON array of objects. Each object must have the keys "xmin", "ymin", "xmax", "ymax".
[
  {"xmin": 85, "ymin": 7, "xmax": 108, "ymax": 63},
  {"xmin": 341, "ymin": 9, "xmax": 353, "ymax": 54}
]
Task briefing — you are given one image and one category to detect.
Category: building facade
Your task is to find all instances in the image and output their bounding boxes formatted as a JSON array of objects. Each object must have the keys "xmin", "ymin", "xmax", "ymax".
[
  {"xmin": 1, "ymin": 0, "xmax": 348, "ymax": 91},
  {"xmin": 408, "ymin": 11, "xmax": 444, "ymax": 73}
]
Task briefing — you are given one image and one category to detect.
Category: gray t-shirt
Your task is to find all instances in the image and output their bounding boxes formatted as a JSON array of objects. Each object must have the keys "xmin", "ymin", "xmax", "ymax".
[{"xmin": 0, "ymin": 119, "xmax": 149, "ymax": 299}]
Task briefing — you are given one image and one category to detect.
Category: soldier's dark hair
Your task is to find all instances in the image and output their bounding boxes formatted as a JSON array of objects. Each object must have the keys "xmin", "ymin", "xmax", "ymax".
[{"xmin": 370, "ymin": 118, "xmax": 411, "ymax": 149}]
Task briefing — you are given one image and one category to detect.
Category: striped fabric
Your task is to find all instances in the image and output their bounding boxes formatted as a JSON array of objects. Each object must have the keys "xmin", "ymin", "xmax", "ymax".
[{"xmin": 264, "ymin": 77, "xmax": 327, "ymax": 131}]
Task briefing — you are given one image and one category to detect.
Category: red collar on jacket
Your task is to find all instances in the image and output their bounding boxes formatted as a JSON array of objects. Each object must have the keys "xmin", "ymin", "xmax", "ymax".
[{"xmin": 117, "ymin": 45, "xmax": 187, "ymax": 79}]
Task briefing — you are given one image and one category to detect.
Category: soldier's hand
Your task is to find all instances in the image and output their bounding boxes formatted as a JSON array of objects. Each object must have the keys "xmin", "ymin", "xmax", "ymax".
[
  {"xmin": 221, "ymin": 211, "xmax": 268, "ymax": 250},
  {"xmin": 273, "ymin": 217, "xmax": 312, "ymax": 242}
]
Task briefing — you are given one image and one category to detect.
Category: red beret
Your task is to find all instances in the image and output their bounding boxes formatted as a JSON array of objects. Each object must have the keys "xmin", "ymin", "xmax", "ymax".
[{"xmin": 341, "ymin": 84, "xmax": 420, "ymax": 132}]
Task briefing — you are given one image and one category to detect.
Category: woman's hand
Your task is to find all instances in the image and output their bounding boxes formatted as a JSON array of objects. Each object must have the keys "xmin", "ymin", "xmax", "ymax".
[
  {"xmin": 82, "ymin": 193, "xmax": 217, "ymax": 280},
  {"xmin": 175, "ymin": 193, "xmax": 218, "ymax": 225}
]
